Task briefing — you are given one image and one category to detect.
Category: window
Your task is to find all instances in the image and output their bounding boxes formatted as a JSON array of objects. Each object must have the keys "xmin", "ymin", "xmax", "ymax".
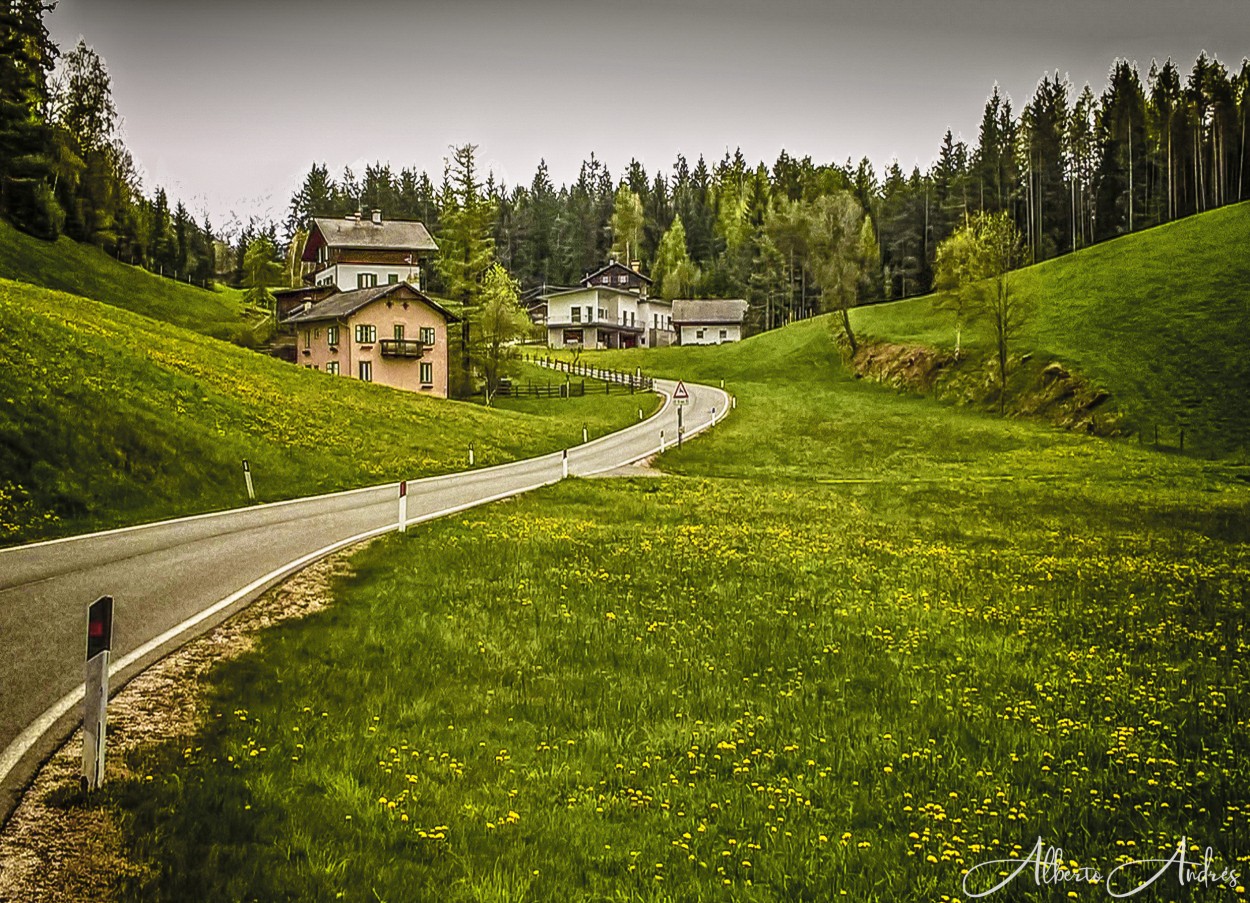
[
  {"xmin": 630, "ymin": 312, "xmax": 636, "ymax": 326},
  {"xmin": 387, "ymin": 273, "xmax": 399, "ymax": 284},
  {"xmin": 617, "ymin": 274, "xmax": 628, "ymax": 284},
  {"xmin": 326, "ymin": 325, "xmax": 339, "ymax": 346},
  {"xmin": 720, "ymin": 329, "xmax": 728, "ymax": 341},
  {"xmin": 393, "ymin": 324, "xmax": 405, "ymax": 341},
  {"xmin": 303, "ymin": 330, "xmax": 311, "ymax": 349},
  {"xmin": 696, "ymin": 328, "xmax": 705, "ymax": 339},
  {"xmin": 358, "ymin": 272, "xmax": 378, "ymax": 289},
  {"xmin": 585, "ymin": 306, "xmax": 593, "ymax": 322},
  {"xmin": 600, "ymin": 275, "xmax": 609, "ymax": 284},
  {"xmin": 420, "ymin": 327, "xmax": 436, "ymax": 345},
  {"xmin": 355, "ymin": 324, "xmax": 377, "ymax": 344},
  {"xmin": 313, "ymin": 327, "xmax": 321, "ymax": 340},
  {"xmin": 326, "ymin": 361, "xmax": 340, "ymax": 376},
  {"xmin": 359, "ymin": 361, "xmax": 373, "ymax": 382},
  {"xmin": 571, "ymin": 306, "xmax": 581, "ymax": 323},
  {"xmin": 420, "ymin": 362, "xmax": 433, "ymax": 385},
  {"xmin": 598, "ymin": 307, "xmax": 607, "ymax": 320}
]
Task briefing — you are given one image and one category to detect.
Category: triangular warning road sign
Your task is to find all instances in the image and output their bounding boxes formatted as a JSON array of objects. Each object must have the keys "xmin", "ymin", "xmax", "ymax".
[{"xmin": 673, "ymin": 380, "xmax": 689, "ymax": 400}]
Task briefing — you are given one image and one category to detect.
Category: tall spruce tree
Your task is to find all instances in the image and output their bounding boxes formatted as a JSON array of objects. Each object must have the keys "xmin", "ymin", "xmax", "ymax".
[
  {"xmin": 436, "ymin": 144, "xmax": 495, "ymax": 392},
  {"xmin": 0, "ymin": 0, "xmax": 59, "ymax": 236}
]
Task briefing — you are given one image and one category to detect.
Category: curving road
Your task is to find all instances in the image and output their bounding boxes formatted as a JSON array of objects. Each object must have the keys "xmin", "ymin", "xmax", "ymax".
[{"xmin": 0, "ymin": 376, "xmax": 729, "ymax": 823}]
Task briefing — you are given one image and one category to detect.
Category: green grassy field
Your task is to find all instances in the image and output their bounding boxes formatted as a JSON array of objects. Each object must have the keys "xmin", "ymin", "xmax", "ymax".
[
  {"xmin": 850, "ymin": 202, "xmax": 1250, "ymax": 456},
  {"xmin": 0, "ymin": 217, "xmax": 249, "ymax": 339},
  {"xmin": 0, "ymin": 282, "xmax": 657, "ymax": 545},
  {"xmin": 104, "ymin": 319, "xmax": 1250, "ymax": 901}
]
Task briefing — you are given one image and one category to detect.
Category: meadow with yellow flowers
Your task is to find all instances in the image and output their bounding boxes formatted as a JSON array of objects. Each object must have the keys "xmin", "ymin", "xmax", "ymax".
[{"xmin": 109, "ymin": 318, "xmax": 1248, "ymax": 901}]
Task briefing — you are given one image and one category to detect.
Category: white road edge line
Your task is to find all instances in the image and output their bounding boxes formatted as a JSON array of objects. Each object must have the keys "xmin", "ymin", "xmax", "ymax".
[
  {"xmin": 0, "ymin": 476, "xmax": 559, "ymax": 788},
  {"xmin": 0, "ymin": 378, "xmax": 727, "ymax": 788},
  {"xmin": 0, "ymin": 384, "xmax": 677, "ymax": 557}
]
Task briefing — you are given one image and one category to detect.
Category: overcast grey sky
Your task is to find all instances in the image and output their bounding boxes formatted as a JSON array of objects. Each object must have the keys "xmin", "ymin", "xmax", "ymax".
[{"xmin": 46, "ymin": 0, "xmax": 1249, "ymax": 231}]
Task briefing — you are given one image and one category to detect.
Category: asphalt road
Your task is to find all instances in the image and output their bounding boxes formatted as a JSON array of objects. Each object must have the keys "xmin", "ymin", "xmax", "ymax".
[{"xmin": 0, "ymin": 376, "xmax": 729, "ymax": 822}]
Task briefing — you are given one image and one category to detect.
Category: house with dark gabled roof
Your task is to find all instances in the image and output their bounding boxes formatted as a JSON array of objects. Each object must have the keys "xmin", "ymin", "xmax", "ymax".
[
  {"xmin": 283, "ymin": 282, "xmax": 459, "ymax": 397},
  {"xmin": 580, "ymin": 260, "xmax": 653, "ymax": 295},
  {"xmin": 301, "ymin": 210, "xmax": 439, "ymax": 292}
]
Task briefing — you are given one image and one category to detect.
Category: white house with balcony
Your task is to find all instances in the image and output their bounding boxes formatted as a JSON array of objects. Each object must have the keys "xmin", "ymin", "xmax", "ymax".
[{"xmin": 543, "ymin": 260, "xmax": 674, "ymax": 348}]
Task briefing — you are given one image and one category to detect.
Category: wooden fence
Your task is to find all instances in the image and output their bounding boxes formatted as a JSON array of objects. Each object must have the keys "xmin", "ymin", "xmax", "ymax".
[{"xmin": 516, "ymin": 353, "xmax": 655, "ymax": 395}]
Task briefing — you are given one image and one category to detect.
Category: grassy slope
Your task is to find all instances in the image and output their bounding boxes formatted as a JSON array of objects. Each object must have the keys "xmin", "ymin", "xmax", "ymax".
[
  {"xmin": 0, "ymin": 217, "xmax": 247, "ymax": 338},
  {"xmin": 108, "ymin": 319, "xmax": 1250, "ymax": 900},
  {"xmin": 850, "ymin": 201, "xmax": 1250, "ymax": 454},
  {"xmin": 0, "ymin": 281, "xmax": 657, "ymax": 544}
]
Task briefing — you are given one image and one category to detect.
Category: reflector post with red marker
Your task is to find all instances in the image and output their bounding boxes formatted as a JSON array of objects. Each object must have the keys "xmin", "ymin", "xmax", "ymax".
[
  {"xmin": 83, "ymin": 595, "xmax": 113, "ymax": 792},
  {"xmin": 398, "ymin": 480, "xmax": 408, "ymax": 533}
]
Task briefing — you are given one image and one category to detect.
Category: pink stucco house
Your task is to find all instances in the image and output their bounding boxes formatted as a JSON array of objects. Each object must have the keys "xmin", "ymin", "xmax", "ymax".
[{"xmin": 283, "ymin": 282, "xmax": 459, "ymax": 398}]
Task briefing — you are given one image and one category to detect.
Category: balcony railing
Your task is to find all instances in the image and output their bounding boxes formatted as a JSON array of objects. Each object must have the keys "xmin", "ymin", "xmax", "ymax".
[{"xmin": 379, "ymin": 339, "xmax": 426, "ymax": 359}]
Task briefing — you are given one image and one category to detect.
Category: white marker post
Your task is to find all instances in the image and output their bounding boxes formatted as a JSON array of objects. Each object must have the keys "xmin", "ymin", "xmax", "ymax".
[
  {"xmin": 732, "ymin": 395, "xmax": 737, "ymax": 410},
  {"xmin": 83, "ymin": 595, "xmax": 113, "ymax": 794},
  {"xmin": 711, "ymin": 406, "xmax": 717, "ymax": 424},
  {"xmin": 638, "ymin": 407, "xmax": 644, "ymax": 421},
  {"xmin": 562, "ymin": 449, "xmax": 569, "ymax": 479},
  {"xmin": 242, "ymin": 459, "xmax": 255, "ymax": 501},
  {"xmin": 582, "ymin": 424, "xmax": 588, "ymax": 444},
  {"xmin": 469, "ymin": 443, "xmax": 475, "ymax": 467},
  {"xmin": 660, "ymin": 430, "xmax": 666, "ymax": 452},
  {"xmin": 398, "ymin": 480, "xmax": 408, "ymax": 533}
]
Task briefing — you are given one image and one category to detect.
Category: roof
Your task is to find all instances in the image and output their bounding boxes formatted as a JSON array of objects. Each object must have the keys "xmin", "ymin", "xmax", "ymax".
[
  {"xmin": 302, "ymin": 216, "xmax": 438, "ymax": 261},
  {"xmin": 283, "ymin": 282, "xmax": 460, "ymax": 325},
  {"xmin": 540, "ymin": 285, "xmax": 640, "ymax": 302},
  {"xmin": 671, "ymin": 299, "xmax": 749, "ymax": 325},
  {"xmin": 272, "ymin": 285, "xmax": 338, "ymax": 300},
  {"xmin": 581, "ymin": 261, "xmax": 652, "ymax": 286}
]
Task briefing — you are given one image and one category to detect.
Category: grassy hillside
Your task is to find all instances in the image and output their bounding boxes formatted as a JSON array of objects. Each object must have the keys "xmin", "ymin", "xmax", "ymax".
[
  {"xmin": 0, "ymin": 280, "xmax": 657, "ymax": 545},
  {"xmin": 850, "ymin": 201, "xmax": 1250, "ymax": 455},
  {"xmin": 107, "ymin": 312, "xmax": 1250, "ymax": 901},
  {"xmin": 0, "ymin": 217, "xmax": 248, "ymax": 339}
]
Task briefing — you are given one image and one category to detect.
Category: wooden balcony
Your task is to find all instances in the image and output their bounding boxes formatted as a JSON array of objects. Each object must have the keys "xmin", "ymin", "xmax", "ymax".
[{"xmin": 379, "ymin": 339, "xmax": 426, "ymax": 359}]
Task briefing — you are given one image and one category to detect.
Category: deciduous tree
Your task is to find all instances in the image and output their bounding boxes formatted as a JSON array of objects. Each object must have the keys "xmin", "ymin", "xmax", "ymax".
[{"xmin": 471, "ymin": 263, "xmax": 530, "ymax": 405}]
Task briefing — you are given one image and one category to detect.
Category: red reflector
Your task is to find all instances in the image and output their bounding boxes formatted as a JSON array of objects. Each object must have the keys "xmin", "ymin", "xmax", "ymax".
[{"xmin": 89, "ymin": 621, "xmax": 105, "ymax": 637}]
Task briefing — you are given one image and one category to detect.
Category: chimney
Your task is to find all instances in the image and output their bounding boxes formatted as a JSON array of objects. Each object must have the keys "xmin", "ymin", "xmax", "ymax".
[
  {"xmin": 630, "ymin": 260, "xmax": 641, "ymax": 273},
  {"xmin": 371, "ymin": 209, "xmax": 382, "ymax": 226}
]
